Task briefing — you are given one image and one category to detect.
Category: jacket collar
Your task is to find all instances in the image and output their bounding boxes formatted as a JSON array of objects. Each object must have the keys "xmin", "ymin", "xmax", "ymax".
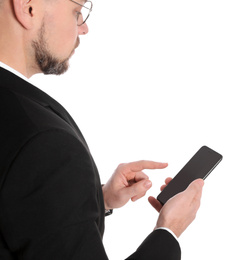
[{"xmin": 0, "ymin": 67, "xmax": 70, "ymax": 123}]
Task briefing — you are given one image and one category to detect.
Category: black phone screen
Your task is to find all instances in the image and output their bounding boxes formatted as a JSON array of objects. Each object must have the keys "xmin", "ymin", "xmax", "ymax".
[{"xmin": 157, "ymin": 146, "xmax": 222, "ymax": 205}]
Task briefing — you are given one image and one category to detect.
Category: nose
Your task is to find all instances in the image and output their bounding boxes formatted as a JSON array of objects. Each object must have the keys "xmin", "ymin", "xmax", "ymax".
[{"xmin": 78, "ymin": 22, "xmax": 89, "ymax": 35}]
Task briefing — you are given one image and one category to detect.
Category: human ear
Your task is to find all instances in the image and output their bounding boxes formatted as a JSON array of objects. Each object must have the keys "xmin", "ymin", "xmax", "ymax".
[{"xmin": 12, "ymin": 0, "xmax": 34, "ymax": 29}]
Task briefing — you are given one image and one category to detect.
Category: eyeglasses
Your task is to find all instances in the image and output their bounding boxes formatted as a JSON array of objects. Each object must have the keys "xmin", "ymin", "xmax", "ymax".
[{"xmin": 70, "ymin": 0, "xmax": 93, "ymax": 26}]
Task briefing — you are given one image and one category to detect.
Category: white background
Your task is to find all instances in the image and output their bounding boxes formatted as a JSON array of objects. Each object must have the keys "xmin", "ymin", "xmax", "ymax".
[{"xmin": 31, "ymin": 0, "xmax": 234, "ymax": 259}]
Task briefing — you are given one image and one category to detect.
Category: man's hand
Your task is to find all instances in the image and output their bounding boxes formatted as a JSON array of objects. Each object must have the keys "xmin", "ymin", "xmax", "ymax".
[
  {"xmin": 149, "ymin": 179, "xmax": 204, "ymax": 238},
  {"xmin": 102, "ymin": 160, "xmax": 168, "ymax": 210}
]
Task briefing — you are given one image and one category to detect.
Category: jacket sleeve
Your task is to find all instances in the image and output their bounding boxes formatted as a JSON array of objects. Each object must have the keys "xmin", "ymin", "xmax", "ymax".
[
  {"xmin": 126, "ymin": 229, "xmax": 181, "ymax": 260},
  {"xmin": 0, "ymin": 129, "xmax": 108, "ymax": 259},
  {"xmin": 0, "ymin": 129, "xmax": 181, "ymax": 260}
]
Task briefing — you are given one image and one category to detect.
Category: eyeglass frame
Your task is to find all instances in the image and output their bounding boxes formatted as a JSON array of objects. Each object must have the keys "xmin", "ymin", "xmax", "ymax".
[{"xmin": 70, "ymin": 0, "xmax": 93, "ymax": 26}]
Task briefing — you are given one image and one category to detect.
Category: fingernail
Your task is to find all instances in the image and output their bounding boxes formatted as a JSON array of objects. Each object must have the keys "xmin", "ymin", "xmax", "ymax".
[
  {"xmin": 144, "ymin": 180, "xmax": 152, "ymax": 188},
  {"xmin": 197, "ymin": 179, "xmax": 204, "ymax": 187}
]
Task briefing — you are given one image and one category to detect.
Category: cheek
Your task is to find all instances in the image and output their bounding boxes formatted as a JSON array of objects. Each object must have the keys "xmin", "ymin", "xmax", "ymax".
[
  {"xmin": 58, "ymin": 25, "xmax": 77, "ymax": 48},
  {"xmin": 46, "ymin": 14, "xmax": 78, "ymax": 55}
]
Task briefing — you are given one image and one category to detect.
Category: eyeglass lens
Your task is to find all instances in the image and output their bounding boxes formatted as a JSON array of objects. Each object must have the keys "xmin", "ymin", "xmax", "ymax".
[{"xmin": 78, "ymin": 1, "xmax": 92, "ymax": 25}]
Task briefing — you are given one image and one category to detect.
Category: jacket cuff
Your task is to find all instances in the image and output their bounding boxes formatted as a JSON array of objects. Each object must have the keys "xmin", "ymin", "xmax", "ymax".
[{"xmin": 126, "ymin": 229, "xmax": 181, "ymax": 260}]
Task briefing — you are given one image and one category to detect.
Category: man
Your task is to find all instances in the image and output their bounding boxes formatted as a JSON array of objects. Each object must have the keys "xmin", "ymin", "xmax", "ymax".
[{"xmin": 0, "ymin": 0, "xmax": 204, "ymax": 259}]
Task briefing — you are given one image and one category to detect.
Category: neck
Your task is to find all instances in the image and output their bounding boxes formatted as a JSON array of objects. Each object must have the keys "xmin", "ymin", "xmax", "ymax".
[{"xmin": 0, "ymin": 34, "xmax": 39, "ymax": 78}]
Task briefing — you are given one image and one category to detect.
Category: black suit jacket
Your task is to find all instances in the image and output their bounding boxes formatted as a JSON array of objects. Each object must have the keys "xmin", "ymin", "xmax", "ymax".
[{"xmin": 0, "ymin": 67, "xmax": 181, "ymax": 259}]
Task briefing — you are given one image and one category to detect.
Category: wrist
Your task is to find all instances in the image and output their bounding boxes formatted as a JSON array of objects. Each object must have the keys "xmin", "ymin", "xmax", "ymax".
[{"xmin": 102, "ymin": 184, "xmax": 112, "ymax": 210}]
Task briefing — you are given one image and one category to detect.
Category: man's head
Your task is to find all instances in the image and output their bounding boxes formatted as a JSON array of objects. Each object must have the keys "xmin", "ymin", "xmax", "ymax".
[{"xmin": 0, "ymin": 0, "xmax": 90, "ymax": 77}]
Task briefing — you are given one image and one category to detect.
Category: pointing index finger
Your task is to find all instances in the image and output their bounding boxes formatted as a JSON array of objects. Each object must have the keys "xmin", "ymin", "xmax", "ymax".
[{"xmin": 124, "ymin": 160, "xmax": 168, "ymax": 173}]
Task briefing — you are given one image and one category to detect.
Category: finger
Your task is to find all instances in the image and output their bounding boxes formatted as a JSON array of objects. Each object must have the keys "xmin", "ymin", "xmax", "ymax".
[
  {"xmin": 123, "ymin": 179, "xmax": 152, "ymax": 199},
  {"xmin": 160, "ymin": 177, "xmax": 173, "ymax": 191},
  {"xmin": 129, "ymin": 172, "xmax": 150, "ymax": 198},
  {"xmin": 134, "ymin": 171, "xmax": 149, "ymax": 182},
  {"xmin": 128, "ymin": 171, "xmax": 148, "ymax": 186},
  {"xmin": 131, "ymin": 191, "xmax": 146, "ymax": 202},
  {"xmin": 165, "ymin": 177, "xmax": 173, "ymax": 185},
  {"xmin": 123, "ymin": 161, "xmax": 168, "ymax": 174},
  {"xmin": 148, "ymin": 196, "xmax": 162, "ymax": 212},
  {"xmin": 160, "ymin": 184, "xmax": 167, "ymax": 191}
]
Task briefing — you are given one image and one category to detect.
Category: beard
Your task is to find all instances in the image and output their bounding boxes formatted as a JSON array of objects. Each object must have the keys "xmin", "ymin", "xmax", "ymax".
[{"xmin": 31, "ymin": 22, "xmax": 79, "ymax": 75}]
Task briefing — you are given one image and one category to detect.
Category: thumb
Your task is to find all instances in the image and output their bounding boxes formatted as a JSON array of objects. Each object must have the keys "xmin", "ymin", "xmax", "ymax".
[
  {"xmin": 185, "ymin": 179, "xmax": 204, "ymax": 202},
  {"xmin": 124, "ymin": 179, "xmax": 152, "ymax": 199},
  {"xmin": 188, "ymin": 179, "xmax": 204, "ymax": 191}
]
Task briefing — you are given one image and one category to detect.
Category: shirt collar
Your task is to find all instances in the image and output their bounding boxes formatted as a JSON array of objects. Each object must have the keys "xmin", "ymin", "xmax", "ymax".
[{"xmin": 0, "ymin": 61, "xmax": 31, "ymax": 83}]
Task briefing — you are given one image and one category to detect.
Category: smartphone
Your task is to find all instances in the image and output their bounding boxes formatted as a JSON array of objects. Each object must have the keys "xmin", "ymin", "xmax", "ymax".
[{"xmin": 157, "ymin": 146, "xmax": 223, "ymax": 205}]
